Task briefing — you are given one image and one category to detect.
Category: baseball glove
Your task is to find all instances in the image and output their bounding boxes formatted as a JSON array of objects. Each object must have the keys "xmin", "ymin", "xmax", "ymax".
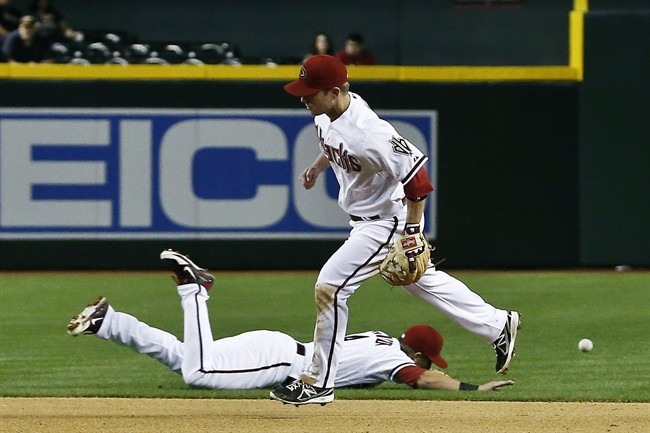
[{"xmin": 380, "ymin": 231, "xmax": 431, "ymax": 286}]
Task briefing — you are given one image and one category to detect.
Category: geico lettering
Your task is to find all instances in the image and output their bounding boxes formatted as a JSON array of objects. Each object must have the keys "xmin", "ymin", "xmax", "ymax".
[
  {"xmin": 0, "ymin": 110, "xmax": 435, "ymax": 236},
  {"xmin": 159, "ymin": 119, "xmax": 289, "ymax": 228},
  {"xmin": 0, "ymin": 119, "xmax": 112, "ymax": 227},
  {"xmin": 0, "ymin": 117, "xmax": 293, "ymax": 230}
]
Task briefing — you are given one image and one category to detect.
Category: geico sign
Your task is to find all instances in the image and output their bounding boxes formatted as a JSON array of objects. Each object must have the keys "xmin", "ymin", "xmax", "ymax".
[{"xmin": 0, "ymin": 110, "xmax": 435, "ymax": 238}]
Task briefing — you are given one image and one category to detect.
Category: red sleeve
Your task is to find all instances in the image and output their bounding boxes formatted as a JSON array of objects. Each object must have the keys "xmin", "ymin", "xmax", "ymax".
[
  {"xmin": 394, "ymin": 365, "xmax": 428, "ymax": 388},
  {"xmin": 404, "ymin": 167, "xmax": 434, "ymax": 199}
]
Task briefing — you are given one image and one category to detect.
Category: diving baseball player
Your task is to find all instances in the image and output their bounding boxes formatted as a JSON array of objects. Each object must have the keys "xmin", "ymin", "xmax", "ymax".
[
  {"xmin": 270, "ymin": 55, "xmax": 520, "ymax": 406},
  {"xmin": 66, "ymin": 250, "xmax": 514, "ymax": 394}
]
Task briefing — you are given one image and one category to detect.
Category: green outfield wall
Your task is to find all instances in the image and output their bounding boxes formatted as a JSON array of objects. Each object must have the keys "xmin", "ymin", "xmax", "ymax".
[
  {"xmin": 578, "ymin": 10, "xmax": 650, "ymax": 267},
  {"xmin": 0, "ymin": 81, "xmax": 581, "ymax": 269}
]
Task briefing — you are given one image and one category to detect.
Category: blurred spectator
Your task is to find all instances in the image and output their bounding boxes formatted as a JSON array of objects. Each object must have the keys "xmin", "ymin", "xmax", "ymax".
[
  {"xmin": 1, "ymin": 0, "xmax": 21, "ymax": 39},
  {"xmin": 335, "ymin": 32, "xmax": 376, "ymax": 65},
  {"xmin": 27, "ymin": 0, "xmax": 79, "ymax": 43},
  {"xmin": 303, "ymin": 31, "xmax": 334, "ymax": 63},
  {"xmin": 1, "ymin": 15, "xmax": 53, "ymax": 62}
]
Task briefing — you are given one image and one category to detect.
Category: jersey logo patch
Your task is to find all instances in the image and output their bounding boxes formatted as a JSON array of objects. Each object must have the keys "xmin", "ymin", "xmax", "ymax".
[{"xmin": 389, "ymin": 136, "xmax": 413, "ymax": 156}]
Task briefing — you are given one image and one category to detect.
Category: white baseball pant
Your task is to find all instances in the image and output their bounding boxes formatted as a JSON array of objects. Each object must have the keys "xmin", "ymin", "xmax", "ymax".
[{"xmin": 303, "ymin": 215, "xmax": 508, "ymax": 389}]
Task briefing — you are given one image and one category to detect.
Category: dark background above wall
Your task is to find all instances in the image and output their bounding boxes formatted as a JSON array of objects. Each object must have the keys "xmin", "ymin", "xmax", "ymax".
[{"xmin": 10, "ymin": 0, "xmax": 572, "ymax": 65}]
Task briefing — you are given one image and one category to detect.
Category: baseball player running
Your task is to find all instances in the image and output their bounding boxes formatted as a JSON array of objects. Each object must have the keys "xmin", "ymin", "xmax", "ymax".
[
  {"xmin": 270, "ymin": 55, "xmax": 520, "ymax": 406},
  {"xmin": 66, "ymin": 250, "xmax": 514, "ymax": 394}
]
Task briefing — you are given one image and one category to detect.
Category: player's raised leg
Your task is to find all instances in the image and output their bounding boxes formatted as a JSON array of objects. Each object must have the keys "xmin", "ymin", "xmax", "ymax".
[
  {"xmin": 160, "ymin": 249, "xmax": 217, "ymax": 385},
  {"xmin": 403, "ymin": 269, "xmax": 521, "ymax": 374},
  {"xmin": 160, "ymin": 249, "xmax": 215, "ymax": 289},
  {"xmin": 162, "ymin": 249, "xmax": 302, "ymax": 390}
]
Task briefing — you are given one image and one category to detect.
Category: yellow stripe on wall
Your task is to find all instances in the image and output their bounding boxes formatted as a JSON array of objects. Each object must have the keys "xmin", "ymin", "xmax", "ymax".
[
  {"xmin": 569, "ymin": 0, "xmax": 588, "ymax": 81},
  {"xmin": 0, "ymin": 64, "xmax": 578, "ymax": 82},
  {"xmin": 1, "ymin": 3, "xmax": 586, "ymax": 83},
  {"xmin": 397, "ymin": 66, "xmax": 577, "ymax": 82}
]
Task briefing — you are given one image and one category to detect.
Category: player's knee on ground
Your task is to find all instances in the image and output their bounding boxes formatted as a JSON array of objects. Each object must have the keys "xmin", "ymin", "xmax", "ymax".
[{"xmin": 182, "ymin": 369, "xmax": 208, "ymax": 388}]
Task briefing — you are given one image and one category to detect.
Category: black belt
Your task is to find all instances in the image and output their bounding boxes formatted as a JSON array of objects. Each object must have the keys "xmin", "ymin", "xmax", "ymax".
[
  {"xmin": 349, "ymin": 214, "xmax": 381, "ymax": 222},
  {"xmin": 296, "ymin": 342, "xmax": 305, "ymax": 356}
]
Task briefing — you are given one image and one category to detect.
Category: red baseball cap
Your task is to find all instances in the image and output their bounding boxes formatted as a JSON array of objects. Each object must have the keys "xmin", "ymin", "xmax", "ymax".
[
  {"xmin": 400, "ymin": 324, "xmax": 448, "ymax": 368},
  {"xmin": 284, "ymin": 54, "xmax": 348, "ymax": 97}
]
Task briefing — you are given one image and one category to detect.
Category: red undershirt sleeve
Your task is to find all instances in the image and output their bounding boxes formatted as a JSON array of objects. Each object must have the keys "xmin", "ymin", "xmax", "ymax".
[
  {"xmin": 404, "ymin": 167, "xmax": 434, "ymax": 200},
  {"xmin": 394, "ymin": 365, "xmax": 428, "ymax": 388}
]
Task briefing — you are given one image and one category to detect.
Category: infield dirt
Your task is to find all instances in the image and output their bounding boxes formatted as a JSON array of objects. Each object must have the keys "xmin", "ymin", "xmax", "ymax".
[{"xmin": 1, "ymin": 398, "xmax": 647, "ymax": 433}]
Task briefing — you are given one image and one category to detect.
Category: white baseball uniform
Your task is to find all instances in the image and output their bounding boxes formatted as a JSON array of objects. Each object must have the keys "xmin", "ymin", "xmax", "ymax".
[
  {"xmin": 95, "ymin": 283, "xmax": 421, "ymax": 390},
  {"xmin": 302, "ymin": 92, "xmax": 508, "ymax": 389},
  {"xmin": 325, "ymin": 330, "xmax": 418, "ymax": 387}
]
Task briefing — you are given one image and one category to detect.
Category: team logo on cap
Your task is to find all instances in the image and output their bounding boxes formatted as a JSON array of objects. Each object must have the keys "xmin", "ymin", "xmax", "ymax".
[{"xmin": 299, "ymin": 66, "xmax": 306, "ymax": 78}]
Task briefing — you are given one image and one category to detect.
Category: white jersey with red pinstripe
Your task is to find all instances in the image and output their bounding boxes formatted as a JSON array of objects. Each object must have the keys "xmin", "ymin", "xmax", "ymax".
[{"xmin": 313, "ymin": 92, "xmax": 428, "ymax": 219}]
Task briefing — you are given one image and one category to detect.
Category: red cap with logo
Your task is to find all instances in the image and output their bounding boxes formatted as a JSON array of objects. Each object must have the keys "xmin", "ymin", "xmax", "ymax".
[
  {"xmin": 400, "ymin": 324, "xmax": 448, "ymax": 368},
  {"xmin": 284, "ymin": 54, "xmax": 348, "ymax": 97}
]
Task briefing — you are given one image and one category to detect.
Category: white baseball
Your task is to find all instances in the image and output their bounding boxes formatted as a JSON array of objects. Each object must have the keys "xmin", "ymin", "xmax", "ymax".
[{"xmin": 578, "ymin": 338, "xmax": 593, "ymax": 352}]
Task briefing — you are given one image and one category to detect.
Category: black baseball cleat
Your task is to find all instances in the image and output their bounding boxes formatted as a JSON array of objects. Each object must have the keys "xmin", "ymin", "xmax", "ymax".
[
  {"xmin": 269, "ymin": 379, "xmax": 334, "ymax": 406},
  {"xmin": 160, "ymin": 249, "xmax": 215, "ymax": 290},
  {"xmin": 67, "ymin": 296, "xmax": 109, "ymax": 336},
  {"xmin": 492, "ymin": 311, "xmax": 521, "ymax": 374}
]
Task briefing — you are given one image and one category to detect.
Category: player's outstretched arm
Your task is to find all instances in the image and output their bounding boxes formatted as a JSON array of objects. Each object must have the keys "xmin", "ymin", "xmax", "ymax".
[
  {"xmin": 415, "ymin": 369, "xmax": 514, "ymax": 392},
  {"xmin": 477, "ymin": 380, "xmax": 515, "ymax": 391}
]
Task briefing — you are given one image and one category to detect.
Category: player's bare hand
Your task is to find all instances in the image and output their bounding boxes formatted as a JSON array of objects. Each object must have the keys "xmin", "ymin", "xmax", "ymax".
[
  {"xmin": 300, "ymin": 166, "xmax": 319, "ymax": 190},
  {"xmin": 478, "ymin": 380, "xmax": 515, "ymax": 391}
]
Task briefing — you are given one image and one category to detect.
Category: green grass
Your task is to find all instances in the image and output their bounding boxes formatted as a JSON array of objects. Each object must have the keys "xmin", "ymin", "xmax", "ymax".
[{"xmin": 1, "ymin": 269, "xmax": 649, "ymax": 402}]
